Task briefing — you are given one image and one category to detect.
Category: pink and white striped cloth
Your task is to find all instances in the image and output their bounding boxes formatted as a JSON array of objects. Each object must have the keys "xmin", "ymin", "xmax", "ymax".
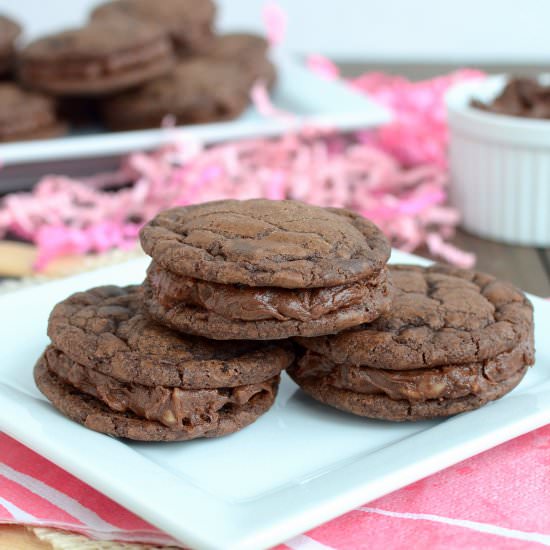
[{"xmin": 1, "ymin": 424, "xmax": 550, "ymax": 549}]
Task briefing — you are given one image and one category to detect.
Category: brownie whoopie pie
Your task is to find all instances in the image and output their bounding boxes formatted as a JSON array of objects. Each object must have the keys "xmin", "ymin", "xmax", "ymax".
[
  {"xmin": 0, "ymin": 83, "xmax": 66, "ymax": 142},
  {"xmin": 0, "ymin": 14, "xmax": 21, "ymax": 76},
  {"xmin": 290, "ymin": 264, "xmax": 535, "ymax": 421},
  {"xmin": 140, "ymin": 199, "xmax": 392, "ymax": 340},
  {"xmin": 18, "ymin": 16, "xmax": 175, "ymax": 96},
  {"xmin": 91, "ymin": 0, "xmax": 216, "ymax": 57},
  {"xmin": 35, "ymin": 285, "xmax": 293, "ymax": 441},
  {"xmin": 100, "ymin": 58, "xmax": 251, "ymax": 131},
  {"xmin": 206, "ymin": 33, "xmax": 277, "ymax": 88}
]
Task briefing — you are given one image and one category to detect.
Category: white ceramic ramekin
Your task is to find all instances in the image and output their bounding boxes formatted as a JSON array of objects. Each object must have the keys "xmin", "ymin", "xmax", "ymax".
[{"xmin": 446, "ymin": 75, "xmax": 550, "ymax": 246}]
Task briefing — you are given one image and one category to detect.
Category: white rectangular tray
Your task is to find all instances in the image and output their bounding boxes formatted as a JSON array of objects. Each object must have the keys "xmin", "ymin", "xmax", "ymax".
[
  {"xmin": 1, "ymin": 249, "xmax": 549, "ymax": 550},
  {"xmin": 0, "ymin": 52, "xmax": 390, "ymax": 193},
  {"xmin": 0, "ymin": 52, "xmax": 390, "ymax": 165}
]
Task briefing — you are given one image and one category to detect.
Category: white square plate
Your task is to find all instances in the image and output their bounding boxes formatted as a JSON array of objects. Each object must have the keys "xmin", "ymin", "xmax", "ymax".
[{"xmin": 1, "ymin": 250, "xmax": 549, "ymax": 550}]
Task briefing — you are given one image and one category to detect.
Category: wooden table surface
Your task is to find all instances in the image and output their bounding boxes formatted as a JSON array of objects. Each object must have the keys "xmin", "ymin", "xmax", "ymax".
[{"xmin": 451, "ymin": 230, "xmax": 550, "ymax": 297}]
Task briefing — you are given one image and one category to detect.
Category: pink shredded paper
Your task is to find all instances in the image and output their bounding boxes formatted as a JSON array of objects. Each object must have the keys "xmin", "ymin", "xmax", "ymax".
[
  {"xmin": 262, "ymin": 1, "xmax": 287, "ymax": 46},
  {"xmin": 0, "ymin": 38, "xmax": 481, "ymax": 272},
  {"xmin": 0, "ymin": 127, "xmax": 473, "ymax": 270},
  {"xmin": 307, "ymin": 55, "xmax": 484, "ymax": 168}
]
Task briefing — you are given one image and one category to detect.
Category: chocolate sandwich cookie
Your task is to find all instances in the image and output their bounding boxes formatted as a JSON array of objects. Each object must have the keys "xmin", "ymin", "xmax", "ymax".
[
  {"xmin": 92, "ymin": 0, "xmax": 216, "ymax": 56},
  {"xmin": 207, "ymin": 33, "xmax": 277, "ymax": 88},
  {"xmin": 0, "ymin": 15, "xmax": 21, "ymax": 76},
  {"xmin": 290, "ymin": 264, "xmax": 535, "ymax": 421},
  {"xmin": 19, "ymin": 17, "xmax": 175, "ymax": 96},
  {"xmin": 140, "ymin": 199, "xmax": 392, "ymax": 340},
  {"xmin": 37, "ymin": 285, "xmax": 292, "ymax": 441},
  {"xmin": 0, "ymin": 83, "xmax": 66, "ymax": 142},
  {"xmin": 101, "ymin": 58, "xmax": 250, "ymax": 131}
]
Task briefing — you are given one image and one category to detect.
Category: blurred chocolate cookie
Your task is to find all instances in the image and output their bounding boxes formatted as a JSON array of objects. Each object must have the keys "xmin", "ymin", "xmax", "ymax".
[
  {"xmin": 207, "ymin": 33, "xmax": 276, "ymax": 88},
  {"xmin": 0, "ymin": 83, "xmax": 66, "ymax": 141},
  {"xmin": 0, "ymin": 14, "xmax": 21, "ymax": 76},
  {"xmin": 101, "ymin": 58, "xmax": 250, "ymax": 130},
  {"xmin": 19, "ymin": 17, "xmax": 175, "ymax": 95},
  {"xmin": 92, "ymin": 0, "xmax": 216, "ymax": 56}
]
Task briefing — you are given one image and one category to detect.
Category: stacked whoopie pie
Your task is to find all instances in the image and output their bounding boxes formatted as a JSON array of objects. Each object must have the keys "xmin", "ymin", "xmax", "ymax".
[
  {"xmin": 34, "ymin": 199, "xmax": 535, "ymax": 441},
  {"xmin": 290, "ymin": 264, "xmax": 535, "ymax": 420},
  {"xmin": 139, "ymin": 200, "xmax": 392, "ymax": 340},
  {"xmin": 36, "ymin": 285, "xmax": 293, "ymax": 441}
]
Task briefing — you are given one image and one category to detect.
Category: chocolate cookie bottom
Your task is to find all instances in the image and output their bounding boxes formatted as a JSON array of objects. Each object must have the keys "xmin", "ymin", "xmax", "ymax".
[
  {"xmin": 0, "ymin": 122, "xmax": 67, "ymax": 143},
  {"xmin": 35, "ymin": 354, "xmax": 278, "ymax": 441},
  {"xmin": 287, "ymin": 361, "xmax": 528, "ymax": 422}
]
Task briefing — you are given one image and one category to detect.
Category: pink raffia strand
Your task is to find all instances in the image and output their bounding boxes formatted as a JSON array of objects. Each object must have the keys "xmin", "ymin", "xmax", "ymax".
[
  {"xmin": 0, "ymin": 127, "xmax": 474, "ymax": 270},
  {"xmin": 426, "ymin": 232, "xmax": 476, "ymax": 268},
  {"xmin": 262, "ymin": 1, "xmax": 287, "ymax": 46},
  {"xmin": 306, "ymin": 54, "xmax": 340, "ymax": 80},
  {"xmin": 353, "ymin": 69, "xmax": 485, "ymax": 168},
  {"xmin": 250, "ymin": 81, "xmax": 296, "ymax": 124},
  {"xmin": 307, "ymin": 54, "xmax": 484, "ymax": 168}
]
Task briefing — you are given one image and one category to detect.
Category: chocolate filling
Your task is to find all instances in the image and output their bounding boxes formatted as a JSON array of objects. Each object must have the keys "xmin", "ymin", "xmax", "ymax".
[
  {"xmin": 22, "ymin": 39, "xmax": 172, "ymax": 81},
  {"xmin": 44, "ymin": 346, "xmax": 277, "ymax": 430},
  {"xmin": 146, "ymin": 261, "xmax": 388, "ymax": 323},
  {"xmin": 471, "ymin": 77, "xmax": 550, "ymax": 119},
  {"xmin": 295, "ymin": 342, "xmax": 532, "ymax": 403}
]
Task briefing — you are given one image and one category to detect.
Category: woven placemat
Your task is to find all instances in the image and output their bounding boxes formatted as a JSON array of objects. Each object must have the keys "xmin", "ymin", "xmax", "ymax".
[{"xmin": 30, "ymin": 527, "xmax": 178, "ymax": 550}]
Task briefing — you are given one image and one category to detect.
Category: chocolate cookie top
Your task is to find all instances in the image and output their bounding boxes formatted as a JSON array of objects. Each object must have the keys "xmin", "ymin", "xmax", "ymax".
[
  {"xmin": 0, "ymin": 15, "xmax": 21, "ymax": 75},
  {"xmin": 296, "ymin": 264, "xmax": 534, "ymax": 369},
  {"xmin": 19, "ymin": 17, "xmax": 174, "ymax": 95},
  {"xmin": 101, "ymin": 58, "xmax": 249, "ymax": 130},
  {"xmin": 92, "ymin": 0, "xmax": 216, "ymax": 55},
  {"xmin": 0, "ymin": 83, "xmax": 65, "ymax": 142},
  {"xmin": 207, "ymin": 33, "xmax": 268, "ymax": 63},
  {"xmin": 0, "ymin": 15, "xmax": 21, "ymax": 50},
  {"xmin": 140, "ymin": 200, "xmax": 391, "ymax": 288},
  {"xmin": 22, "ymin": 17, "xmax": 166, "ymax": 61},
  {"xmin": 48, "ymin": 285, "xmax": 293, "ymax": 388},
  {"xmin": 206, "ymin": 33, "xmax": 276, "ymax": 87}
]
